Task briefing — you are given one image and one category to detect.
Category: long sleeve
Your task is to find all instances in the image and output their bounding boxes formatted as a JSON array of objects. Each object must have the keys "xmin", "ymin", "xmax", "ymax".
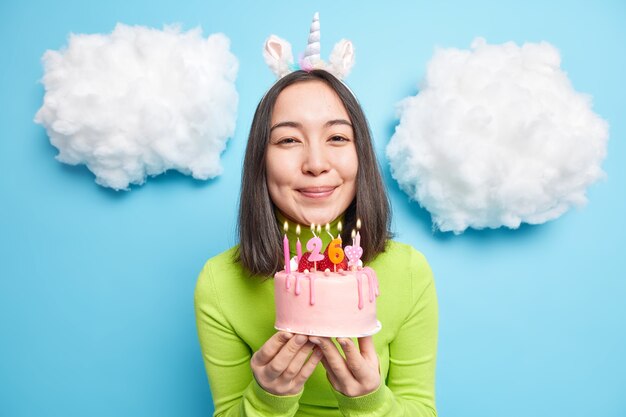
[
  {"xmin": 332, "ymin": 247, "xmax": 439, "ymax": 416},
  {"xmin": 194, "ymin": 259, "xmax": 302, "ymax": 417}
]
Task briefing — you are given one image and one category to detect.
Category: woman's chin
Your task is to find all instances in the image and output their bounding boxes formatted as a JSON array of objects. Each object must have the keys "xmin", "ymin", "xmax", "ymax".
[
  {"xmin": 279, "ymin": 202, "xmax": 348, "ymax": 226},
  {"xmin": 298, "ymin": 211, "xmax": 340, "ymax": 226}
]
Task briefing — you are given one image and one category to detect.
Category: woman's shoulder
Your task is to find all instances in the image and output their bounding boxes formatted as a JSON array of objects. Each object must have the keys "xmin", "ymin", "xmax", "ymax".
[
  {"xmin": 378, "ymin": 240, "xmax": 432, "ymax": 272},
  {"xmin": 371, "ymin": 240, "xmax": 435, "ymax": 294},
  {"xmin": 195, "ymin": 245, "xmax": 274, "ymax": 321},
  {"xmin": 195, "ymin": 245, "xmax": 243, "ymax": 294},
  {"xmin": 202, "ymin": 245, "xmax": 240, "ymax": 271}
]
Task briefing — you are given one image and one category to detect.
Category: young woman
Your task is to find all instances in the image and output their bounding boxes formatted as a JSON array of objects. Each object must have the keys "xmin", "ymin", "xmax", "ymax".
[{"xmin": 195, "ymin": 69, "xmax": 438, "ymax": 416}]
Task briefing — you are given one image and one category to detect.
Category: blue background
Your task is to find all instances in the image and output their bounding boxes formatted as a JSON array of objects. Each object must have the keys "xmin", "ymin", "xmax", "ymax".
[{"xmin": 1, "ymin": 1, "xmax": 624, "ymax": 416}]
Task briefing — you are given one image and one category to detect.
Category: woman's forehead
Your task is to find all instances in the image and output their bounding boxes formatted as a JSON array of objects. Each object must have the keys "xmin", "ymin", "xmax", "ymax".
[{"xmin": 271, "ymin": 80, "xmax": 350, "ymax": 126}]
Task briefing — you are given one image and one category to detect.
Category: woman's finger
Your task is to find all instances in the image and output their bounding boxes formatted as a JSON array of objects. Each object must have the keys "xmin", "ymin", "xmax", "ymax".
[
  {"xmin": 281, "ymin": 341, "xmax": 315, "ymax": 380},
  {"xmin": 320, "ymin": 355, "xmax": 341, "ymax": 389},
  {"xmin": 252, "ymin": 332, "xmax": 293, "ymax": 366},
  {"xmin": 264, "ymin": 334, "xmax": 309, "ymax": 379},
  {"xmin": 310, "ymin": 337, "xmax": 356, "ymax": 384},
  {"xmin": 357, "ymin": 336, "xmax": 377, "ymax": 363},
  {"xmin": 294, "ymin": 346, "xmax": 323, "ymax": 384},
  {"xmin": 337, "ymin": 338, "xmax": 368, "ymax": 380}
]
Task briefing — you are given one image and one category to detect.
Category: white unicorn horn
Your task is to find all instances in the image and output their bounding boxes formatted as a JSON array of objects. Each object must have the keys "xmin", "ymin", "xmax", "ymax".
[{"xmin": 302, "ymin": 12, "xmax": 321, "ymax": 69}]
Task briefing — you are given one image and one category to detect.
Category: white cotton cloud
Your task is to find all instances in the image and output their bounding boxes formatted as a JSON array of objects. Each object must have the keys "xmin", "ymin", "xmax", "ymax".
[
  {"xmin": 35, "ymin": 23, "xmax": 238, "ymax": 190},
  {"xmin": 387, "ymin": 38, "xmax": 608, "ymax": 234}
]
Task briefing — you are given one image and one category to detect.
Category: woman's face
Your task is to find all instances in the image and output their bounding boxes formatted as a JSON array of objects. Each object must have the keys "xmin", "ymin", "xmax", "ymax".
[{"xmin": 266, "ymin": 80, "xmax": 358, "ymax": 226}]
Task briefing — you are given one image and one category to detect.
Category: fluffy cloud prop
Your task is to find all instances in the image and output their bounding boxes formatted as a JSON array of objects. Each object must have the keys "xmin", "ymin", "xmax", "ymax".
[
  {"xmin": 387, "ymin": 38, "xmax": 608, "ymax": 233},
  {"xmin": 35, "ymin": 23, "xmax": 238, "ymax": 190}
]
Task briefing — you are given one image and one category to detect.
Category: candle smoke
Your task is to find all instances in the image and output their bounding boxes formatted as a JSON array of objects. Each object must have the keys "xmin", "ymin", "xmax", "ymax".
[
  {"xmin": 35, "ymin": 23, "xmax": 238, "ymax": 190},
  {"xmin": 387, "ymin": 38, "xmax": 608, "ymax": 234}
]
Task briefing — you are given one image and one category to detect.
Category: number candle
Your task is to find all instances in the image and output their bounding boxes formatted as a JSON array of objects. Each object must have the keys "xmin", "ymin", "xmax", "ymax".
[
  {"xmin": 328, "ymin": 238, "xmax": 345, "ymax": 272},
  {"xmin": 283, "ymin": 221, "xmax": 290, "ymax": 274},
  {"xmin": 306, "ymin": 224, "xmax": 324, "ymax": 271},
  {"xmin": 329, "ymin": 221, "xmax": 345, "ymax": 272},
  {"xmin": 345, "ymin": 226, "xmax": 363, "ymax": 270}
]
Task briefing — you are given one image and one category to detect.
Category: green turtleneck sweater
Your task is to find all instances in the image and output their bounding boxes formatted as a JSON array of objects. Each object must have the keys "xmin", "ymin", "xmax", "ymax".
[{"xmin": 194, "ymin": 216, "xmax": 438, "ymax": 416}]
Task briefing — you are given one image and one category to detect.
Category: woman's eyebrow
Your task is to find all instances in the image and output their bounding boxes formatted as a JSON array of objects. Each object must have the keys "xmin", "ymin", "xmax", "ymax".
[
  {"xmin": 270, "ymin": 121, "xmax": 301, "ymax": 132},
  {"xmin": 270, "ymin": 119, "xmax": 353, "ymax": 132},
  {"xmin": 325, "ymin": 119, "xmax": 353, "ymax": 128}
]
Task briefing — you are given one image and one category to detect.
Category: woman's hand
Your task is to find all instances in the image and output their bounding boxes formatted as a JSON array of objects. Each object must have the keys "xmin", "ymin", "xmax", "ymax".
[
  {"xmin": 310, "ymin": 336, "xmax": 380, "ymax": 397},
  {"xmin": 251, "ymin": 332, "xmax": 323, "ymax": 396}
]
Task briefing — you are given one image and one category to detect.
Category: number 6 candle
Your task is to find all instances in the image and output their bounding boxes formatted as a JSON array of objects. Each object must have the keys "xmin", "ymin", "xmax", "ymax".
[{"xmin": 328, "ymin": 221, "xmax": 345, "ymax": 272}]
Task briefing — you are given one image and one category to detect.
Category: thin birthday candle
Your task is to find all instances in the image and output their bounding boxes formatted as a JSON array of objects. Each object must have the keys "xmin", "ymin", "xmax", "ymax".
[
  {"xmin": 345, "ymin": 227, "xmax": 362, "ymax": 270},
  {"xmin": 337, "ymin": 221, "xmax": 344, "ymax": 271},
  {"xmin": 316, "ymin": 224, "xmax": 323, "ymax": 270},
  {"xmin": 296, "ymin": 225, "xmax": 302, "ymax": 263},
  {"xmin": 325, "ymin": 223, "xmax": 333, "ymax": 239},
  {"xmin": 283, "ymin": 221, "xmax": 291, "ymax": 274}
]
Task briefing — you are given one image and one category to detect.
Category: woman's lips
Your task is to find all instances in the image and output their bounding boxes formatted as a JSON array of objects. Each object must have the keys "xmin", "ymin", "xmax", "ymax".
[{"xmin": 297, "ymin": 186, "xmax": 337, "ymax": 198}]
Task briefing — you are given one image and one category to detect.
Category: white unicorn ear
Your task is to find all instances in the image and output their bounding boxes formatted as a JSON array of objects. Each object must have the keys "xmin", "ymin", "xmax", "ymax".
[
  {"xmin": 263, "ymin": 35, "xmax": 294, "ymax": 78},
  {"xmin": 328, "ymin": 39, "xmax": 355, "ymax": 79}
]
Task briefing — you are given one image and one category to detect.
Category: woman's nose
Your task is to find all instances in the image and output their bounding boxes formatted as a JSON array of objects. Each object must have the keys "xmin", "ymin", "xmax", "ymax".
[{"xmin": 302, "ymin": 144, "xmax": 330, "ymax": 176}]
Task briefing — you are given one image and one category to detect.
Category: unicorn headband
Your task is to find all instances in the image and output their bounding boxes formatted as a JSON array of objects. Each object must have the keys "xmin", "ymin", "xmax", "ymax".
[{"xmin": 263, "ymin": 12, "xmax": 355, "ymax": 80}]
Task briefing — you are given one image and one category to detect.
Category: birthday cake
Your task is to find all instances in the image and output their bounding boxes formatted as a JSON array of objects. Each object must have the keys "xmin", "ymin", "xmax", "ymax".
[{"xmin": 274, "ymin": 224, "xmax": 381, "ymax": 337}]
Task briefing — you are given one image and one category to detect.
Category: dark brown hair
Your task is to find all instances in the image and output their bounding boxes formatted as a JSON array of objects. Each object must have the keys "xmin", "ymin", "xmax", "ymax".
[{"xmin": 236, "ymin": 70, "xmax": 391, "ymax": 276}]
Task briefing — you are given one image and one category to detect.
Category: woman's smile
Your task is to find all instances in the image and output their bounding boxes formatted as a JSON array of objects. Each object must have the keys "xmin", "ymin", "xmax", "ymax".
[{"xmin": 297, "ymin": 185, "xmax": 338, "ymax": 199}]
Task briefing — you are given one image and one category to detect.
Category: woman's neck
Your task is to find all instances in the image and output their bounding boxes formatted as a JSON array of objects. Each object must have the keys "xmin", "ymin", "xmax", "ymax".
[{"xmin": 275, "ymin": 210, "xmax": 344, "ymax": 256}]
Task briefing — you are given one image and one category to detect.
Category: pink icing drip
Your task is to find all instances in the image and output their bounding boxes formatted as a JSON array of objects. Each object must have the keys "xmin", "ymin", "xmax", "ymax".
[
  {"xmin": 308, "ymin": 273, "xmax": 316, "ymax": 305},
  {"xmin": 356, "ymin": 271, "xmax": 364, "ymax": 310},
  {"xmin": 285, "ymin": 272, "xmax": 291, "ymax": 290},
  {"xmin": 375, "ymin": 275, "xmax": 380, "ymax": 297},
  {"xmin": 362, "ymin": 269, "xmax": 378, "ymax": 302},
  {"xmin": 295, "ymin": 274, "xmax": 301, "ymax": 296}
]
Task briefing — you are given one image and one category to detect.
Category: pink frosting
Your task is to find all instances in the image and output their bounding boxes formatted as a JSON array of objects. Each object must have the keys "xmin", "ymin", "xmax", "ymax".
[{"xmin": 274, "ymin": 267, "xmax": 381, "ymax": 337}]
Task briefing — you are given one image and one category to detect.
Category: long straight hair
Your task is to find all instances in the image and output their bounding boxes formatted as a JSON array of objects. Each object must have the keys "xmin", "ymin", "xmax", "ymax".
[{"xmin": 236, "ymin": 70, "xmax": 391, "ymax": 276}]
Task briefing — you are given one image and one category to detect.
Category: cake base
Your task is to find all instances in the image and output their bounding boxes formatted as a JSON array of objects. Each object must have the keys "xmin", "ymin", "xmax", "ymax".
[{"xmin": 274, "ymin": 321, "xmax": 382, "ymax": 338}]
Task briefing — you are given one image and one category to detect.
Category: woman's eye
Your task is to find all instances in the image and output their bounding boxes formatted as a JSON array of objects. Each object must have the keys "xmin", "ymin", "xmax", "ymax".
[
  {"xmin": 277, "ymin": 137, "xmax": 298, "ymax": 144},
  {"xmin": 330, "ymin": 135, "xmax": 350, "ymax": 142}
]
